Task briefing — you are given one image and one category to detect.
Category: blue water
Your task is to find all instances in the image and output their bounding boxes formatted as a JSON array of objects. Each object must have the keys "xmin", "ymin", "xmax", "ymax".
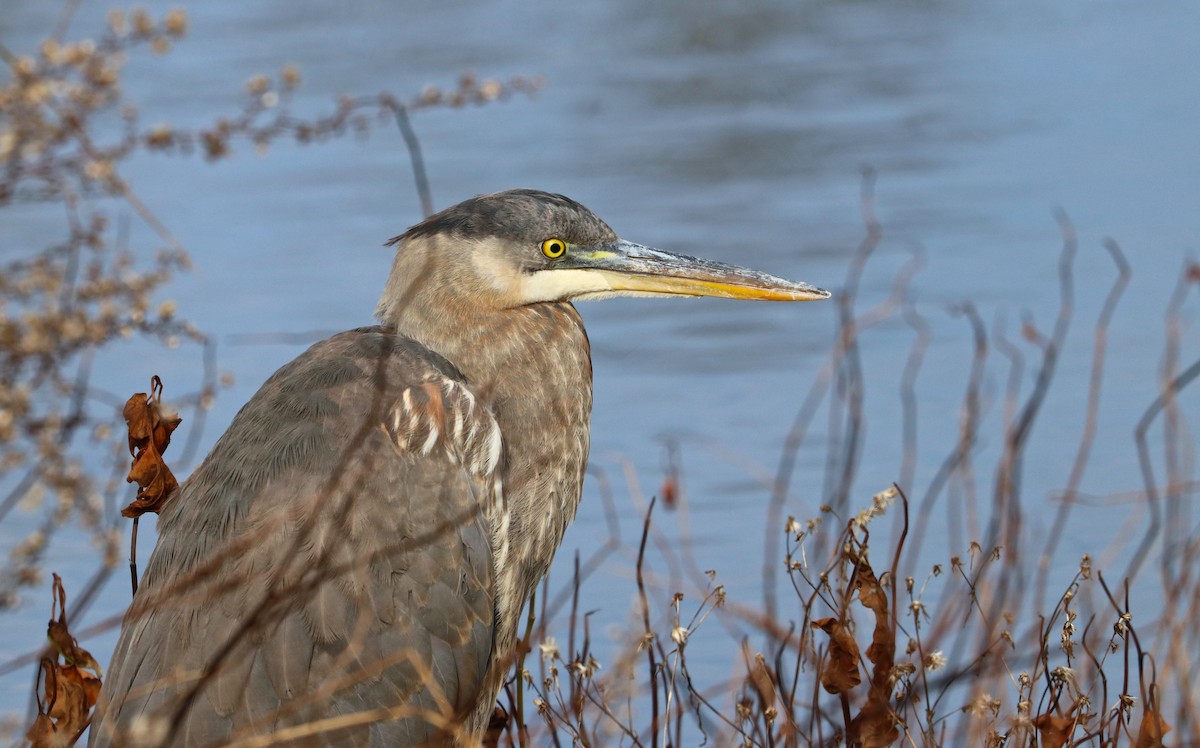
[{"xmin": 2, "ymin": 0, "xmax": 1198, "ymax": 734}]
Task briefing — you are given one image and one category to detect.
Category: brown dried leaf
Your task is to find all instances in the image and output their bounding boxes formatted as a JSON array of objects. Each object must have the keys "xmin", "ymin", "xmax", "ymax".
[
  {"xmin": 1033, "ymin": 712, "xmax": 1076, "ymax": 748},
  {"xmin": 123, "ymin": 394, "xmax": 153, "ymax": 455},
  {"xmin": 850, "ymin": 698, "xmax": 899, "ymax": 748},
  {"xmin": 121, "ymin": 439, "xmax": 179, "ymax": 517},
  {"xmin": 24, "ymin": 712, "xmax": 58, "ymax": 747},
  {"xmin": 46, "ymin": 575, "xmax": 101, "ymax": 675},
  {"xmin": 126, "ymin": 442, "xmax": 163, "ymax": 486},
  {"xmin": 1135, "ymin": 707, "xmax": 1171, "ymax": 747},
  {"xmin": 46, "ymin": 618, "xmax": 96, "ymax": 671},
  {"xmin": 29, "ymin": 577, "xmax": 102, "ymax": 748},
  {"xmin": 659, "ymin": 475, "xmax": 677, "ymax": 508},
  {"xmin": 47, "ymin": 665, "xmax": 96, "ymax": 722},
  {"xmin": 855, "ymin": 564, "xmax": 887, "ymax": 615},
  {"xmin": 854, "ymin": 565, "xmax": 894, "ymax": 675},
  {"xmin": 848, "ymin": 558, "xmax": 899, "ymax": 747},
  {"xmin": 812, "ymin": 617, "xmax": 861, "ymax": 694},
  {"xmin": 120, "ymin": 376, "xmax": 182, "ymax": 517}
]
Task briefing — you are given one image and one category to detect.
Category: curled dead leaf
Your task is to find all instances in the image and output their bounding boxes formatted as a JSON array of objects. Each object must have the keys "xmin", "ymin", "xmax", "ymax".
[
  {"xmin": 48, "ymin": 665, "xmax": 101, "ymax": 721},
  {"xmin": 121, "ymin": 375, "xmax": 182, "ymax": 518},
  {"xmin": 1135, "ymin": 694, "xmax": 1171, "ymax": 747},
  {"xmin": 45, "ymin": 574, "xmax": 101, "ymax": 677},
  {"xmin": 847, "ymin": 553, "xmax": 899, "ymax": 747},
  {"xmin": 28, "ymin": 575, "xmax": 102, "ymax": 748},
  {"xmin": 1032, "ymin": 712, "xmax": 1076, "ymax": 748},
  {"xmin": 855, "ymin": 564, "xmax": 888, "ymax": 615},
  {"xmin": 812, "ymin": 616, "xmax": 861, "ymax": 694},
  {"xmin": 849, "ymin": 697, "xmax": 899, "ymax": 748}
]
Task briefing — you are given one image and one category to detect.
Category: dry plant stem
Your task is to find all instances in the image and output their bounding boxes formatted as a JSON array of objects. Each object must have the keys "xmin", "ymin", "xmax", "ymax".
[
  {"xmin": 888, "ymin": 485, "xmax": 910, "ymax": 654},
  {"xmin": 1153, "ymin": 274, "xmax": 1200, "ymax": 740},
  {"xmin": 27, "ymin": 575, "xmax": 102, "ymax": 745},
  {"xmin": 823, "ymin": 169, "xmax": 882, "ymax": 520},
  {"xmin": 1035, "ymin": 238, "xmax": 1130, "ymax": 610},
  {"xmin": 988, "ymin": 313, "xmax": 1023, "ymax": 539},
  {"xmin": 986, "ymin": 209, "xmax": 1077, "ymax": 570},
  {"xmin": 830, "ymin": 292, "xmax": 865, "ymax": 518},
  {"xmin": 566, "ymin": 555, "xmax": 585, "ymax": 745},
  {"xmin": 514, "ymin": 587, "xmax": 537, "ymax": 746},
  {"xmin": 941, "ymin": 212, "xmax": 1078, "ymax": 710},
  {"xmin": 765, "ymin": 167, "xmax": 880, "ymax": 622},
  {"xmin": 905, "ymin": 302, "xmax": 986, "ymax": 580},
  {"xmin": 128, "ymin": 517, "xmax": 138, "ymax": 595},
  {"xmin": 897, "ymin": 252, "xmax": 930, "ymax": 496},
  {"xmin": 1, "ymin": 13, "xmax": 224, "ymax": 648},
  {"xmin": 765, "ymin": 344, "xmax": 836, "ymax": 619},
  {"xmin": 1126, "ymin": 260, "xmax": 1200, "ymax": 587},
  {"xmin": 532, "ymin": 575, "xmax": 568, "ymax": 748},
  {"xmin": 1159, "ymin": 263, "xmax": 1192, "ymax": 586},
  {"xmin": 635, "ymin": 496, "xmax": 660, "ymax": 748},
  {"xmin": 391, "ymin": 106, "xmax": 432, "ymax": 218},
  {"xmin": 1098, "ymin": 573, "xmax": 1140, "ymax": 739},
  {"xmin": 1128, "ymin": 354, "xmax": 1200, "ymax": 583}
]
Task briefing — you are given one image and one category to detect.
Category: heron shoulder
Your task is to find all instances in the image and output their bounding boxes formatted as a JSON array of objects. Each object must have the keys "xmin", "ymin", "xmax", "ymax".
[
  {"xmin": 318, "ymin": 327, "xmax": 505, "ymax": 479},
  {"xmin": 98, "ymin": 326, "xmax": 500, "ymax": 745},
  {"xmin": 153, "ymin": 327, "xmax": 501, "ymax": 565}
]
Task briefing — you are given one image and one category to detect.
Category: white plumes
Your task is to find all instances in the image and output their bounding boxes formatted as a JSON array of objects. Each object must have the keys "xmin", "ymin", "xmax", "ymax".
[
  {"xmin": 923, "ymin": 650, "xmax": 947, "ymax": 671},
  {"xmin": 786, "ymin": 516, "xmax": 803, "ymax": 536},
  {"xmin": 852, "ymin": 485, "xmax": 899, "ymax": 529},
  {"xmin": 483, "ymin": 420, "xmax": 503, "ymax": 475},
  {"xmin": 671, "ymin": 626, "xmax": 689, "ymax": 646},
  {"xmin": 418, "ymin": 424, "xmax": 439, "ymax": 456}
]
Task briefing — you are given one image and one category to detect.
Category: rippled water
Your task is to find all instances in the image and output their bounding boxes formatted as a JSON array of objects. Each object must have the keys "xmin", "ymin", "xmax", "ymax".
[{"xmin": 2, "ymin": 0, "xmax": 1198, "ymax": 728}]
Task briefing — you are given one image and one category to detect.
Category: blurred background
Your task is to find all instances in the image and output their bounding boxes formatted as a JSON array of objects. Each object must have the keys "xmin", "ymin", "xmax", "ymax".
[{"xmin": 2, "ymin": 0, "xmax": 1199, "ymax": 741}]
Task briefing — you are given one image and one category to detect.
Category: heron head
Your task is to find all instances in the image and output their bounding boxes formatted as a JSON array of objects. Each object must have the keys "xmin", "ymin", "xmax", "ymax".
[{"xmin": 376, "ymin": 189, "xmax": 829, "ymax": 322}]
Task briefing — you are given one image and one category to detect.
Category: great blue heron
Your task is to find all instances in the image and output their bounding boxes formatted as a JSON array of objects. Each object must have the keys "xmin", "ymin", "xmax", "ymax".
[{"xmin": 90, "ymin": 189, "xmax": 829, "ymax": 746}]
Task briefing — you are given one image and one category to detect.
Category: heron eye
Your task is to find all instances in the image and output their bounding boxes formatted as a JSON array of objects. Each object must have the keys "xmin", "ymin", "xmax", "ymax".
[{"xmin": 540, "ymin": 237, "xmax": 567, "ymax": 259}]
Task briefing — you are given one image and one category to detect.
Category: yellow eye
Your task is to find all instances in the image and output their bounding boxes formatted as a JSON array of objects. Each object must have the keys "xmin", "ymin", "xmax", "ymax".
[{"xmin": 541, "ymin": 237, "xmax": 567, "ymax": 259}]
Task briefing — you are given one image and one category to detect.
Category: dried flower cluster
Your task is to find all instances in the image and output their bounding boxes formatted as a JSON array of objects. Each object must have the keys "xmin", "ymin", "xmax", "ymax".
[{"xmin": 1, "ymin": 10, "xmax": 201, "ymax": 611}]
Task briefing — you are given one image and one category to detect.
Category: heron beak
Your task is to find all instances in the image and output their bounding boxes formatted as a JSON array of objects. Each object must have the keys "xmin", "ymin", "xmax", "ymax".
[{"xmin": 560, "ymin": 240, "xmax": 831, "ymax": 301}]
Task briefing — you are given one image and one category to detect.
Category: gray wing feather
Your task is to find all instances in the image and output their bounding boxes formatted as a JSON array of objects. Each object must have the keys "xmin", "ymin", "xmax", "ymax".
[{"xmin": 90, "ymin": 328, "xmax": 498, "ymax": 747}]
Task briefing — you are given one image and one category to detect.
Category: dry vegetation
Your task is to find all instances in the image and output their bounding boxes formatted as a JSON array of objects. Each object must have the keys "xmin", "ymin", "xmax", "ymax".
[
  {"xmin": 490, "ymin": 176, "xmax": 1195, "ymax": 747},
  {"xmin": 2, "ymin": 6, "xmax": 1198, "ymax": 747}
]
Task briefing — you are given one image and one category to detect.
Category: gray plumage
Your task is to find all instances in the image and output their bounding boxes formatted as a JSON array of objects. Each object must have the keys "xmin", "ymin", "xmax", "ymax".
[{"xmin": 90, "ymin": 189, "xmax": 828, "ymax": 747}]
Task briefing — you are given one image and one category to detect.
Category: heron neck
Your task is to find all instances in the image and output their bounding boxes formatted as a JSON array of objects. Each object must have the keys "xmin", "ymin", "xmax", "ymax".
[{"xmin": 389, "ymin": 297, "xmax": 594, "ymax": 550}]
